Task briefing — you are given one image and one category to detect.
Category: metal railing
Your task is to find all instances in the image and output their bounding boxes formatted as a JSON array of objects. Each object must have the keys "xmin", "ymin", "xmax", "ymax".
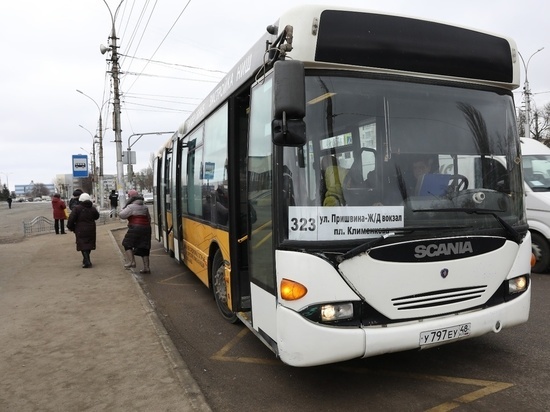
[
  {"xmin": 23, "ymin": 216, "xmax": 55, "ymax": 236},
  {"xmin": 23, "ymin": 211, "xmax": 114, "ymax": 236}
]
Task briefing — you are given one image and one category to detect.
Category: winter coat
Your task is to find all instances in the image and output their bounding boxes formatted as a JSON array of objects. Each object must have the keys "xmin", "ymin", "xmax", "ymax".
[
  {"xmin": 67, "ymin": 200, "xmax": 100, "ymax": 251},
  {"xmin": 119, "ymin": 197, "xmax": 151, "ymax": 225},
  {"xmin": 321, "ymin": 165, "xmax": 348, "ymax": 206},
  {"xmin": 68, "ymin": 197, "xmax": 80, "ymax": 211},
  {"xmin": 51, "ymin": 197, "xmax": 67, "ymax": 220},
  {"xmin": 119, "ymin": 197, "xmax": 152, "ymax": 253}
]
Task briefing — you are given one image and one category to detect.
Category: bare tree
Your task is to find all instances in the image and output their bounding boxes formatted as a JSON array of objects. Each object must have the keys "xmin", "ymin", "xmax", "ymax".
[
  {"xmin": 520, "ymin": 102, "xmax": 550, "ymax": 142},
  {"xmin": 31, "ymin": 183, "xmax": 51, "ymax": 197}
]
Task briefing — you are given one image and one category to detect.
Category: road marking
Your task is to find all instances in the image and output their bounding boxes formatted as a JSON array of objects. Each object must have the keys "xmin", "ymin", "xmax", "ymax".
[
  {"xmin": 210, "ymin": 328, "xmax": 280, "ymax": 365},
  {"xmin": 211, "ymin": 329, "xmax": 514, "ymax": 409},
  {"xmin": 336, "ymin": 367, "xmax": 514, "ymax": 411}
]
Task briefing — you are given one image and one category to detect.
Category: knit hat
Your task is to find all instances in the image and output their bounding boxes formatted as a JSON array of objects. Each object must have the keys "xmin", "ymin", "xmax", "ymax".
[
  {"xmin": 73, "ymin": 189, "xmax": 83, "ymax": 196},
  {"xmin": 79, "ymin": 193, "xmax": 91, "ymax": 202},
  {"xmin": 127, "ymin": 190, "xmax": 139, "ymax": 198}
]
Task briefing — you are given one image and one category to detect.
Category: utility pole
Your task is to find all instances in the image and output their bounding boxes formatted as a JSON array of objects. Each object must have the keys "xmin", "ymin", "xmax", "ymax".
[
  {"xmin": 110, "ymin": 28, "xmax": 125, "ymax": 206},
  {"xmin": 101, "ymin": 0, "xmax": 126, "ymax": 206}
]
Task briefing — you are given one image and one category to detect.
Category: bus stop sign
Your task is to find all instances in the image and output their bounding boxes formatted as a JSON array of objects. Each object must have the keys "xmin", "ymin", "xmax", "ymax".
[{"xmin": 72, "ymin": 154, "xmax": 89, "ymax": 178}]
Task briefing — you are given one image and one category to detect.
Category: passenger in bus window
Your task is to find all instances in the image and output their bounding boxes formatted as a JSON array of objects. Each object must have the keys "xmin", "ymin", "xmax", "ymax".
[
  {"xmin": 320, "ymin": 155, "xmax": 347, "ymax": 206},
  {"xmin": 411, "ymin": 156, "xmax": 433, "ymax": 194},
  {"xmin": 401, "ymin": 155, "xmax": 440, "ymax": 196}
]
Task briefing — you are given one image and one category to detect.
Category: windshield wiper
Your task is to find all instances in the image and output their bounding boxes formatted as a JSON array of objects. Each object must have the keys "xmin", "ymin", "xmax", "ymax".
[
  {"xmin": 336, "ymin": 232, "xmax": 396, "ymax": 264},
  {"xmin": 412, "ymin": 207, "xmax": 522, "ymax": 244}
]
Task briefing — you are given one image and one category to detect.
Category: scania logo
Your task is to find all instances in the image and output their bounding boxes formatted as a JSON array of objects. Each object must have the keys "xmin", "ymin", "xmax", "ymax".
[
  {"xmin": 440, "ymin": 268, "xmax": 449, "ymax": 278},
  {"xmin": 414, "ymin": 241, "xmax": 473, "ymax": 259}
]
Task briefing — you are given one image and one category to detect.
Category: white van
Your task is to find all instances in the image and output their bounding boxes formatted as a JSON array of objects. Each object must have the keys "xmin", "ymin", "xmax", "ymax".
[{"xmin": 521, "ymin": 138, "xmax": 550, "ymax": 273}]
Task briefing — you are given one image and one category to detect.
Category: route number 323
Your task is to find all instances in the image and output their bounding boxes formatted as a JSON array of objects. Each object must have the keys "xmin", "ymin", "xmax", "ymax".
[{"xmin": 290, "ymin": 217, "xmax": 316, "ymax": 232}]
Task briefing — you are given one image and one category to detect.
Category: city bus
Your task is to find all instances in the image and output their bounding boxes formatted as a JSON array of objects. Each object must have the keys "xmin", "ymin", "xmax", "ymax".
[{"xmin": 153, "ymin": 5, "xmax": 531, "ymax": 367}]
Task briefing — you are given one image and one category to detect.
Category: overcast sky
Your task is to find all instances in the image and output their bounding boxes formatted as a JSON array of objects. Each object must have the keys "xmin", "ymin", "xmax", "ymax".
[{"xmin": 1, "ymin": 0, "xmax": 548, "ymax": 194}]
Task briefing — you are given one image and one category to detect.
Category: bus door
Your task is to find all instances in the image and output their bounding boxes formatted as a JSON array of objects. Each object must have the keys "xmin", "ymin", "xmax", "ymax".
[
  {"xmin": 227, "ymin": 93, "xmax": 253, "ymax": 313},
  {"xmin": 171, "ymin": 136, "xmax": 183, "ymax": 262},
  {"xmin": 164, "ymin": 149, "xmax": 175, "ymax": 256},
  {"xmin": 246, "ymin": 76, "xmax": 278, "ymax": 348},
  {"xmin": 153, "ymin": 155, "xmax": 161, "ymax": 242}
]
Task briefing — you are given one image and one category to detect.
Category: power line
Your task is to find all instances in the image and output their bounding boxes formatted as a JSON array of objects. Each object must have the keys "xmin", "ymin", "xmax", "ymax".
[
  {"xmin": 123, "ymin": 70, "xmax": 220, "ymax": 83},
  {"xmin": 119, "ymin": 53, "xmax": 226, "ymax": 74},
  {"xmin": 125, "ymin": 0, "xmax": 193, "ymax": 93}
]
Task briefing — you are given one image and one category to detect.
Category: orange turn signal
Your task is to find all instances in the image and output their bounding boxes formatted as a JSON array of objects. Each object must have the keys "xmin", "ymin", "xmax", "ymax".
[
  {"xmin": 530, "ymin": 253, "xmax": 536, "ymax": 268},
  {"xmin": 280, "ymin": 278, "xmax": 308, "ymax": 301}
]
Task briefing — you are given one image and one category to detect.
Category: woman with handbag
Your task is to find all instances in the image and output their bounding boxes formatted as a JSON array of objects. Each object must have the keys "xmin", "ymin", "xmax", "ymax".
[{"xmin": 51, "ymin": 193, "xmax": 67, "ymax": 235}]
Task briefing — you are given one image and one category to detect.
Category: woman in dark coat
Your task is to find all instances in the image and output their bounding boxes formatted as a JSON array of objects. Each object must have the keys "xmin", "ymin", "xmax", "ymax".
[{"xmin": 67, "ymin": 193, "xmax": 99, "ymax": 268}]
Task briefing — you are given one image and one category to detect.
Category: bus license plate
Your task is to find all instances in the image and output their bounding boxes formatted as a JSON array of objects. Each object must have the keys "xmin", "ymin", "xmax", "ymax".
[{"xmin": 419, "ymin": 323, "xmax": 471, "ymax": 346}]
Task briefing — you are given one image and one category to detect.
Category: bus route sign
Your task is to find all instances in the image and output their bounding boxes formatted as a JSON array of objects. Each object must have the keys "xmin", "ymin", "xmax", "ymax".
[{"xmin": 288, "ymin": 206, "xmax": 405, "ymax": 241}]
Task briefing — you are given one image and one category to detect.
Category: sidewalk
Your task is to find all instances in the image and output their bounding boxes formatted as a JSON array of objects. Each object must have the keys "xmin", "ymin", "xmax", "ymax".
[{"xmin": 0, "ymin": 220, "xmax": 211, "ymax": 411}]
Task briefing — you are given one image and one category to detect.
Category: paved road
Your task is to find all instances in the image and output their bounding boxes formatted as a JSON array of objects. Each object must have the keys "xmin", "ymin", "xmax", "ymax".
[
  {"xmin": 7, "ymin": 201, "xmax": 550, "ymax": 411},
  {"xmin": 112, "ymin": 228, "xmax": 550, "ymax": 412},
  {"xmin": 0, "ymin": 200, "xmax": 55, "ymax": 243}
]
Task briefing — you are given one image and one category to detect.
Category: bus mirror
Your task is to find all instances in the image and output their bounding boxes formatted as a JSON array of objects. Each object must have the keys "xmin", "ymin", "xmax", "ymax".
[
  {"xmin": 273, "ymin": 60, "xmax": 305, "ymax": 118},
  {"xmin": 272, "ymin": 60, "xmax": 306, "ymax": 147},
  {"xmin": 272, "ymin": 118, "xmax": 306, "ymax": 146}
]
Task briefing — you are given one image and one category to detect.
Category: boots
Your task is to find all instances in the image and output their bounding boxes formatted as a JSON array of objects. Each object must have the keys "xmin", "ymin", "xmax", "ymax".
[
  {"xmin": 124, "ymin": 249, "xmax": 136, "ymax": 269},
  {"xmin": 82, "ymin": 251, "xmax": 92, "ymax": 268},
  {"xmin": 140, "ymin": 256, "xmax": 150, "ymax": 274}
]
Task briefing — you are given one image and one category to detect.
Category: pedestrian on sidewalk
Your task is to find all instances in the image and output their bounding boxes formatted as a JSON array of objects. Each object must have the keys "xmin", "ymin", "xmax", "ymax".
[
  {"xmin": 119, "ymin": 189, "xmax": 152, "ymax": 273},
  {"xmin": 6, "ymin": 196, "xmax": 12, "ymax": 209},
  {"xmin": 67, "ymin": 192, "xmax": 99, "ymax": 268},
  {"xmin": 109, "ymin": 189, "xmax": 119, "ymax": 218},
  {"xmin": 69, "ymin": 189, "xmax": 83, "ymax": 211},
  {"xmin": 51, "ymin": 193, "xmax": 67, "ymax": 234}
]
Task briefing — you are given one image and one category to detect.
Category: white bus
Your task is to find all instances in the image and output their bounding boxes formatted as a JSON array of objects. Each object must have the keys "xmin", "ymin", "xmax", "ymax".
[{"xmin": 153, "ymin": 5, "xmax": 531, "ymax": 367}]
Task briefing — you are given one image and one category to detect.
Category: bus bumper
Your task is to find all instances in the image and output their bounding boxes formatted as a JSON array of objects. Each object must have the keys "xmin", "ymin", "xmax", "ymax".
[{"xmin": 276, "ymin": 286, "xmax": 530, "ymax": 367}]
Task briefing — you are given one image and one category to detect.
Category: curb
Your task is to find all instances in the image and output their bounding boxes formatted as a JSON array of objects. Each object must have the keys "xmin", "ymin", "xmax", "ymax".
[{"xmin": 108, "ymin": 228, "xmax": 212, "ymax": 411}]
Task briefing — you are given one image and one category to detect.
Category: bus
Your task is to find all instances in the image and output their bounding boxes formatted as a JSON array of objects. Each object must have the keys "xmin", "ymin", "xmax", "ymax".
[{"xmin": 153, "ymin": 5, "xmax": 531, "ymax": 367}]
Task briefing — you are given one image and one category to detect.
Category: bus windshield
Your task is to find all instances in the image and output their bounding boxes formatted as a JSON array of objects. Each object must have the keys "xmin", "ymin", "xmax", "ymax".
[{"xmin": 283, "ymin": 75, "xmax": 525, "ymax": 242}]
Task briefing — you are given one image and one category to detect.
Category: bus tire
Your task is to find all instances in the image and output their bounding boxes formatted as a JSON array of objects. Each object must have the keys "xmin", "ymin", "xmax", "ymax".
[
  {"xmin": 531, "ymin": 232, "xmax": 550, "ymax": 273},
  {"xmin": 212, "ymin": 250, "xmax": 238, "ymax": 323}
]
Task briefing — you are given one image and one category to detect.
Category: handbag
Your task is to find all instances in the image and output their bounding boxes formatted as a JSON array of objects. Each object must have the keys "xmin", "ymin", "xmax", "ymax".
[{"xmin": 64, "ymin": 207, "xmax": 70, "ymax": 219}]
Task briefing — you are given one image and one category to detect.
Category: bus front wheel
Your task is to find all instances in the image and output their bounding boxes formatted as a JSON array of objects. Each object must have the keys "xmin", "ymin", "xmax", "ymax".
[
  {"xmin": 212, "ymin": 250, "xmax": 238, "ymax": 323},
  {"xmin": 531, "ymin": 232, "xmax": 550, "ymax": 274}
]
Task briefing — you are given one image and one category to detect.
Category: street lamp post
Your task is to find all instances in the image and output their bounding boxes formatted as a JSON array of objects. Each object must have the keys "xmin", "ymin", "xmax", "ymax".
[
  {"xmin": 519, "ymin": 47, "xmax": 544, "ymax": 139},
  {"xmin": 79, "ymin": 125, "xmax": 98, "ymax": 201},
  {"xmin": 76, "ymin": 90, "xmax": 106, "ymax": 208},
  {"xmin": 126, "ymin": 131, "xmax": 175, "ymax": 188},
  {"xmin": 100, "ymin": 0, "xmax": 125, "ymax": 206}
]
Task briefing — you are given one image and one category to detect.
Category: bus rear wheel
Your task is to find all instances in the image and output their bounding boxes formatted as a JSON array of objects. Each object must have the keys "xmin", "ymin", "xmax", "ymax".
[{"xmin": 212, "ymin": 250, "xmax": 238, "ymax": 323}]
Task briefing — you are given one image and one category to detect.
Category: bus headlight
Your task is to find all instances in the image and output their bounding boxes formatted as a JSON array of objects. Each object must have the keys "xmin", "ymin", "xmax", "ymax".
[
  {"xmin": 321, "ymin": 302, "xmax": 354, "ymax": 322},
  {"xmin": 508, "ymin": 275, "xmax": 529, "ymax": 295},
  {"xmin": 300, "ymin": 301, "xmax": 360, "ymax": 325}
]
